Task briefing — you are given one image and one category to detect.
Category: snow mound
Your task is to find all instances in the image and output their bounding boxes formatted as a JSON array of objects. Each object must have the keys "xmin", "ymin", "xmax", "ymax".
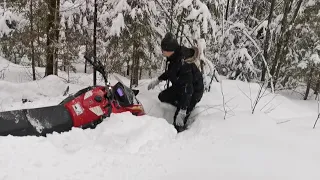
[
  {"xmin": 47, "ymin": 112, "xmax": 176, "ymax": 154},
  {"xmin": 0, "ymin": 56, "xmax": 44, "ymax": 82},
  {"xmin": 139, "ymin": 78, "xmax": 316, "ymax": 125},
  {"xmin": 0, "ymin": 75, "xmax": 69, "ymax": 111}
]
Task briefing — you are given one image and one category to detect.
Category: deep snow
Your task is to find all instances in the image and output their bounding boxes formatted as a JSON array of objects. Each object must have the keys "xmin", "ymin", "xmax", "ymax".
[{"xmin": 1, "ymin": 57, "xmax": 320, "ymax": 179}]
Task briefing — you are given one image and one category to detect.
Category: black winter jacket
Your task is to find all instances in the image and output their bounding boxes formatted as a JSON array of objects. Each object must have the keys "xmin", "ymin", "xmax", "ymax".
[{"xmin": 158, "ymin": 46, "xmax": 204, "ymax": 110}]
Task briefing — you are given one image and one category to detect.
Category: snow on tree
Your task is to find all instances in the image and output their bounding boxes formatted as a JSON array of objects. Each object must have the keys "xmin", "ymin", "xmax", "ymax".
[
  {"xmin": 0, "ymin": 0, "xmax": 318, "ymax": 98},
  {"xmin": 0, "ymin": 3, "xmax": 25, "ymax": 38},
  {"xmin": 157, "ymin": 0, "xmax": 218, "ymax": 84},
  {"xmin": 98, "ymin": 0, "xmax": 164, "ymax": 86},
  {"xmin": 0, "ymin": 1, "xmax": 29, "ymax": 63},
  {"xmin": 281, "ymin": 0, "xmax": 320, "ymax": 99}
]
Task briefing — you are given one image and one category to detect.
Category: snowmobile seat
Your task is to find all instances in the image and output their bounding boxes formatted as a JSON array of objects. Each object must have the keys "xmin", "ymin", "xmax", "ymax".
[
  {"xmin": 0, "ymin": 105, "xmax": 73, "ymax": 136},
  {"xmin": 59, "ymin": 86, "xmax": 95, "ymax": 105}
]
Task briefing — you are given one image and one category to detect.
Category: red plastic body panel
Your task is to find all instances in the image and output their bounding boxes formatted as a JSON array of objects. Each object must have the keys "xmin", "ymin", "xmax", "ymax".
[
  {"xmin": 64, "ymin": 86, "xmax": 109, "ymax": 127},
  {"xmin": 64, "ymin": 86, "xmax": 145, "ymax": 127}
]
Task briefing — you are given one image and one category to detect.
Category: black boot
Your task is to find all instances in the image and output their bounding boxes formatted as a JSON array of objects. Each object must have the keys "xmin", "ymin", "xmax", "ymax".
[
  {"xmin": 174, "ymin": 115, "xmax": 190, "ymax": 133},
  {"xmin": 174, "ymin": 124, "xmax": 187, "ymax": 133},
  {"xmin": 173, "ymin": 108, "xmax": 189, "ymax": 133}
]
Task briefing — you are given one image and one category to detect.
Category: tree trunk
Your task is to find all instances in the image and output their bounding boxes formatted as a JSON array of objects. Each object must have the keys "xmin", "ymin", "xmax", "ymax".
[
  {"xmin": 127, "ymin": 63, "xmax": 130, "ymax": 76},
  {"xmin": 281, "ymin": 73, "xmax": 290, "ymax": 87},
  {"xmin": 304, "ymin": 66, "xmax": 314, "ymax": 100},
  {"xmin": 269, "ymin": 0, "xmax": 304, "ymax": 87},
  {"xmin": 131, "ymin": 40, "xmax": 139, "ymax": 88},
  {"xmin": 273, "ymin": 0, "xmax": 303, "ymax": 86},
  {"xmin": 54, "ymin": 0, "xmax": 60, "ymax": 75},
  {"xmin": 30, "ymin": 0, "xmax": 36, "ymax": 80},
  {"xmin": 230, "ymin": 0, "xmax": 236, "ymax": 15},
  {"xmin": 93, "ymin": 0, "xmax": 97, "ymax": 85},
  {"xmin": 225, "ymin": 0, "xmax": 230, "ymax": 20},
  {"xmin": 261, "ymin": 0, "xmax": 276, "ymax": 82},
  {"xmin": 175, "ymin": 9, "xmax": 185, "ymax": 40},
  {"xmin": 314, "ymin": 74, "xmax": 320, "ymax": 96},
  {"xmin": 169, "ymin": 0, "xmax": 175, "ymax": 32},
  {"xmin": 246, "ymin": 0, "xmax": 257, "ymax": 27},
  {"xmin": 45, "ymin": 0, "xmax": 58, "ymax": 76},
  {"xmin": 130, "ymin": 11, "xmax": 140, "ymax": 88},
  {"xmin": 139, "ymin": 66, "xmax": 142, "ymax": 80},
  {"xmin": 269, "ymin": 0, "xmax": 293, "ymax": 86},
  {"xmin": 37, "ymin": 13, "xmax": 42, "ymax": 67},
  {"xmin": 84, "ymin": 45, "xmax": 88, "ymax": 73},
  {"xmin": 14, "ymin": 54, "xmax": 17, "ymax": 64},
  {"xmin": 290, "ymin": 0, "xmax": 304, "ymax": 25}
]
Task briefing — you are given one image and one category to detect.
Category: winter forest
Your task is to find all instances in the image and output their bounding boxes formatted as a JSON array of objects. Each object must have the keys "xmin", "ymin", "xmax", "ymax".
[{"xmin": 0, "ymin": 0, "xmax": 319, "ymax": 100}]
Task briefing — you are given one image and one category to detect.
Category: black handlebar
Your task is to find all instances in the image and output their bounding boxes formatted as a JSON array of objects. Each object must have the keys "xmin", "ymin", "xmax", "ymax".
[
  {"xmin": 84, "ymin": 53, "xmax": 115, "ymax": 106},
  {"xmin": 84, "ymin": 53, "xmax": 108, "ymax": 86}
]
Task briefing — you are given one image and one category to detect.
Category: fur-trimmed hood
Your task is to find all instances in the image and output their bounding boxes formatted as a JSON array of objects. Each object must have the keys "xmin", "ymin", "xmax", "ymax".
[{"xmin": 184, "ymin": 46, "xmax": 201, "ymax": 69}]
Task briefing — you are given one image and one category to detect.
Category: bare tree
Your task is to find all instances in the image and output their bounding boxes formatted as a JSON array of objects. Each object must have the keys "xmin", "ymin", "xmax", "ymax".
[
  {"xmin": 93, "ymin": 0, "xmax": 97, "ymax": 85},
  {"xmin": 54, "ymin": 0, "xmax": 60, "ymax": 75},
  {"xmin": 261, "ymin": 0, "xmax": 276, "ymax": 82},
  {"xmin": 225, "ymin": 0, "xmax": 230, "ymax": 20},
  {"xmin": 270, "ymin": 0, "xmax": 304, "ymax": 87},
  {"xmin": 313, "ymin": 94, "xmax": 320, "ymax": 129},
  {"xmin": 304, "ymin": 66, "xmax": 315, "ymax": 100},
  {"xmin": 30, "ymin": 0, "xmax": 36, "ymax": 80},
  {"xmin": 45, "ymin": 0, "xmax": 59, "ymax": 76}
]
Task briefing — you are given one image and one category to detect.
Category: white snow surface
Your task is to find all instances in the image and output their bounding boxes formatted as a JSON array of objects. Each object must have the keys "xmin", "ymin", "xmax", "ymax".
[{"xmin": 1, "ymin": 58, "xmax": 320, "ymax": 179}]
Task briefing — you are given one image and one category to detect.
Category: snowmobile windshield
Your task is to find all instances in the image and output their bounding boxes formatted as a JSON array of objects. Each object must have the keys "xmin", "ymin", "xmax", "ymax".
[{"xmin": 113, "ymin": 82, "xmax": 136, "ymax": 107}]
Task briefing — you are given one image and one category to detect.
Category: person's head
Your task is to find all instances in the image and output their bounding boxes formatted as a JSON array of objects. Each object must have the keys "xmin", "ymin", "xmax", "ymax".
[{"xmin": 161, "ymin": 32, "xmax": 179, "ymax": 57}]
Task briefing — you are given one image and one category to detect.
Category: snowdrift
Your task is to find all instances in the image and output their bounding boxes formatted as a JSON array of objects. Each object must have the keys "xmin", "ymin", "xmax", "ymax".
[
  {"xmin": 0, "ymin": 75, "xmax": 84, "ymax": 111},
  {"xmin": 1, "ymin": 58, "xmax": 320, "ymax": 179}
]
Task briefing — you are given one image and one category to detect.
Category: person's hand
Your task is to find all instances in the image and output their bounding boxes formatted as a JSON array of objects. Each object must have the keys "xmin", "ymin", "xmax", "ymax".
[
  {"xmin": 147, "ymin": 79, "xmax": 160, "ymax": 90},
  {"xmin": 175, "ymin": 109, "xmax": 187, "ymax": 126}
]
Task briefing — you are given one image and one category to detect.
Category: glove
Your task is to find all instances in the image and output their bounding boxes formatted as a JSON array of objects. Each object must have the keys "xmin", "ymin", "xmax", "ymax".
[
  {"xmin": 175, "ymin": 109, "xmax": 187, "ymax": 126},
  {"xmin": 147, "ymin": 78, "xmax": 160, "ymax": 90}
]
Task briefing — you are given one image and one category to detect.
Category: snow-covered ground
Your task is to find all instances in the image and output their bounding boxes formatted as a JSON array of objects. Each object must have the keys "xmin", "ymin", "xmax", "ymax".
[{"xmin": 1, "ymin": 57, "xmax": 320, "ymax": 180}]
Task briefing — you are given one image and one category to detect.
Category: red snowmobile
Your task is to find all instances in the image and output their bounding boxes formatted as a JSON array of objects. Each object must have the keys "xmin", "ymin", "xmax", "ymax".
[{"xmin": 0, "ymin": 55, "xmax": 145, "ymax": 136}]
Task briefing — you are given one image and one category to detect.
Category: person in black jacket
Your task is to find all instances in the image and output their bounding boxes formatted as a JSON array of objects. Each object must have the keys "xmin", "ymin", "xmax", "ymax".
[{"xmin": 148, "ymin": 32, "xmax": 204, "ymax": 132}]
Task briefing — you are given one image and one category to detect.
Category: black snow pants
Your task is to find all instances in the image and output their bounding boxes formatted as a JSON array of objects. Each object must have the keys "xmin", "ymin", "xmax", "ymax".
[{"xmin": 158, "ymin": 85, "xmax": 204, "ymax": 127}]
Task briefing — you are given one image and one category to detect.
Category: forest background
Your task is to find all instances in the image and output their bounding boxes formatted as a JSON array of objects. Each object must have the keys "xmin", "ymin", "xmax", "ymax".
[{"xmin": 0, "ymin": 0, "xmax": 319, "ymax": 100}]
